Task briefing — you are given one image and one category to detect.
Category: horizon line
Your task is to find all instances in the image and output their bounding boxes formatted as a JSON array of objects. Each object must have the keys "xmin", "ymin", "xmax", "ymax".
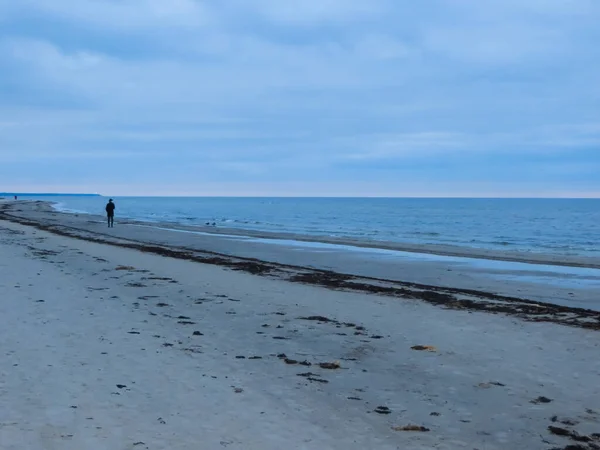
[{"xmin": 3, "ymin": 193, "xmax": 599, "ymax": 200}]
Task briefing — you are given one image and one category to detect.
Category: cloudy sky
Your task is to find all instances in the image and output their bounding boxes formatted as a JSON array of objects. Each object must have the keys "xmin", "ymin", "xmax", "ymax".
[{"xmin": 0, "ymin": 0, "xmax": 599, "ymax": 197}]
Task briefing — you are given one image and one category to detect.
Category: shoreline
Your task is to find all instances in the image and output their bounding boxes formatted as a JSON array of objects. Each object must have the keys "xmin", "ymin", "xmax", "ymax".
[
  {"xmin": 46, "ymin": 200, "xmax": 600, "ymax": 270},
  {"xmin": 2, "ymin": 199, "xmax": 600, "ymax": 323}
]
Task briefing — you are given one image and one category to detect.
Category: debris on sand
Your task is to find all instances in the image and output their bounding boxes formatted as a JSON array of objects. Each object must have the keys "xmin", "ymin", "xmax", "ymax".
[
  {"xmin": 374, "ymin": 406, "xmax": 391, "ymax": 415},
  {"xmin": 299, "ymin": 316, "xmax": 335, "ymax": 323},
  {"xmin": 192, "ymin": 331, "xmax": 203, "ymax": 336},
  {"xmin": 319, "ymin": 361, "xmax": 341, "ymax": 370},
  {"xmin": 547, "ymin": 425, "xmax": 600, "ymax": 448},
  {"xmin": 296, "ymin": 373, "xmax": 328, "ymax": 383},
  {"xmin": 298, "ymin": 316, "xmax": 369, "ymax": 334},
  {"xmin": 551, "ymin": 416, "xmax": 579, "ymax": 426},
  {"xmin": 182, "ymin": 347, "xmax": 202, "ymax": 354},
  {"xmin": 308, "ymin": 377, "xmax": 329, "ymax": 384},
  {"xmin": 178, "ymin": 321, "xmax": 196, "ymax": 325},
  {"xmin": 233, "ymin": 388, "xmax": 244, "ymax": 394},
  {"xmin": 115, "ymin": 266, "xmax": 136, "ymax": 271},
  {"xmin": 477, "ymin": 381, "xmax": 506, "ymax": 389},
  {"xmin": 549, "ymin": 426, "xmax": 572, "ymax": 437},
  {"xmin": 411, "ymin": 345, "xmax": 437, "ymax": 352},
  {"xmin": 531, "ymin": 396, "xmax": 553, "ymax": 404},
  {"xmin": 284, "ymin": 358, "xmax": 312, "ymax": 366},
  {"xmin": 392, "ymin": 425, "xmax": 430, "ymax": 432}
]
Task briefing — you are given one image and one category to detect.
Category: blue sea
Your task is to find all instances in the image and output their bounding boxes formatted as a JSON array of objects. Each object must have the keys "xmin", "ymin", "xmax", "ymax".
[{"xmin": 44, "ymin": 197, "xmax": 599, "ymax": 258}]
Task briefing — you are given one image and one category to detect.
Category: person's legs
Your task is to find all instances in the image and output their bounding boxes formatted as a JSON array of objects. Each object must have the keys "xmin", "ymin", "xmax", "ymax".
[{"xmin": 108, "ymin": 214, "xmax": 114, "ymax": 227}]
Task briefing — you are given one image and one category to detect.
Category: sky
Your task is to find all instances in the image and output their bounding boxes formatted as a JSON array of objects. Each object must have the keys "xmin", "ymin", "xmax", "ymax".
[{"xmin": 0, "ymin": 0, "xmax": 599, "ymax": 197}]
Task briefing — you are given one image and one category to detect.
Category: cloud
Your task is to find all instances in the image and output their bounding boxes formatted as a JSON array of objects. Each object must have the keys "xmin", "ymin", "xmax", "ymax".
[
  {"xmin": 229, "ymin": 0, "xmax": 393, "ymax": 25},
  {"xmin": 0, "ymin": 0, "xmax": 212, "ymax": 29},
  {"xmin": 0, "ymin": 0, "xmax": 599, "ymax": 195}
]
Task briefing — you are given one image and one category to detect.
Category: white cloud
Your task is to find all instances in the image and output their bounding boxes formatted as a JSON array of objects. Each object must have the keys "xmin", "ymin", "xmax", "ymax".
[{"xmin": 0, "ymin": 0, "xmax": 599, "ymax": 194}]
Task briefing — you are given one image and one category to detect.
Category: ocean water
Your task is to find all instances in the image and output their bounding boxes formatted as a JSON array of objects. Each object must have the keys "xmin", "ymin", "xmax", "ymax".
[{"xmin": 44, "ymin": 197, "xmax": 599, "ymax": 258}]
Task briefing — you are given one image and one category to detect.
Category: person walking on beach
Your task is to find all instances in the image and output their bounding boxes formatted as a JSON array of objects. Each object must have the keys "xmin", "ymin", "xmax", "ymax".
[{"xmin": 105, "ymin": 199, "xmax": 116, "ymax": 228}]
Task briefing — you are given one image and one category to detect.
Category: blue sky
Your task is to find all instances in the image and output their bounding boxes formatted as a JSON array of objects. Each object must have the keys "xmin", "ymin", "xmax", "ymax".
[{"xmin": 0, "ymin": 0, "xmax": 599, "ymax": 197}]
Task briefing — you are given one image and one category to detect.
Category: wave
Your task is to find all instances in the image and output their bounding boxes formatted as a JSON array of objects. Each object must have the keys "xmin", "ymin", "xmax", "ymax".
[{"xmin": 50, "ymin": 202, "xmax": 92, "ymax": 215}]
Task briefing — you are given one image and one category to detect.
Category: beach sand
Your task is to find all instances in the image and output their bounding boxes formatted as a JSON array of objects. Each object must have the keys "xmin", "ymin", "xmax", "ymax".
[{"xmin": 1, "ymin": 201, "xmax": 599, "ymax": 449}]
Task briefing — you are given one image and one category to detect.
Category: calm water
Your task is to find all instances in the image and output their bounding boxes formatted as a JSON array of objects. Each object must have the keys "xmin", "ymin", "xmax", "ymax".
[{"xmin": 45, "ymin": 197, "xmax": 599, "ymax": 257}]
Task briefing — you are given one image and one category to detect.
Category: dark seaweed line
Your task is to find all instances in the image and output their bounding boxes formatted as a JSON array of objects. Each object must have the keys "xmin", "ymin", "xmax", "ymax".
[
  {"xmin": 0, "ymin": 205, "xmax": 583, "ymax": 305},
  {"xmin": 1, "ymin": 206, "xmax": 599, "ymax": 331}
]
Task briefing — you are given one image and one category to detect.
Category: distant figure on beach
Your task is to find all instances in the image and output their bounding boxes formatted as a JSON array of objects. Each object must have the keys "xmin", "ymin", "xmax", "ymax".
[
  {"xmin": 105, "ymin": 199, "xmax": 115, "ymax": 228},
  {"xmin": 14, "ymin": 196, "xmax": 17, "ymax": 200}
]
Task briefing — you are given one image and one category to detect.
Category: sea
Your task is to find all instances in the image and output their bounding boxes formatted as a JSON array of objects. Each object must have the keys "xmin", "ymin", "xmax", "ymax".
[{"xmin": 40, "ymin": 197, "xmax": 599, "ymax": 259}]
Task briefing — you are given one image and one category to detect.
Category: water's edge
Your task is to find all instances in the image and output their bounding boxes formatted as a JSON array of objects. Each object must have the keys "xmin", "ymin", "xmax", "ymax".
[{"xmin": 48, "ymin": 201, "xmax": 600, "ymax": 269}]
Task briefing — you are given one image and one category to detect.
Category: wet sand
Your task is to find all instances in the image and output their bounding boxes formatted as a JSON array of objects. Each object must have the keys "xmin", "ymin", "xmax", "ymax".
[{"xmin": 1, "ymin": 201, "xmax": 599, "ymax": 449}]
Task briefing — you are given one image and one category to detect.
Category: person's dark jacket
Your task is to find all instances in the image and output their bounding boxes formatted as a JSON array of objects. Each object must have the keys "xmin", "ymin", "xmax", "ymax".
[{"xmin": 106, "ymin": 202, "xmax": 115, "ymax": 216}]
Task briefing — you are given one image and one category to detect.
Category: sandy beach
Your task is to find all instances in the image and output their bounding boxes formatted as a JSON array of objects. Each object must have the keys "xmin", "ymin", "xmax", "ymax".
[{"xmin": 1, "ymin": 200, "xmax": 599, "ymax": 450}]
